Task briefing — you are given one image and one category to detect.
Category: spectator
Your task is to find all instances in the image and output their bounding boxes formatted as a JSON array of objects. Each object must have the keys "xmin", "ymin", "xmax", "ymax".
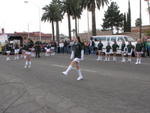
[
  {"xmin": 147, "ymin": 39, "xmax": 150, "ymax": 57},
  {"xmin": 112, "ymin": 40, "xmax": 119, "ymax": 61}
]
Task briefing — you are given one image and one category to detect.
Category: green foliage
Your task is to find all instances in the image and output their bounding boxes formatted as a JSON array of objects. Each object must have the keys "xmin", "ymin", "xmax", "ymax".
[
  {"xmin": 126, "ymin": 0, "xmax": 131, "ymax": 32},
  {"xmin": 124, "ymin": 13, "xmax": 127, "ymax": 32},
  {"xmin": 102, "ymin": 2, "xmax": 123, "ymax": 33},
  {"xmin": 145, "ymin": 30, "xmax": 150, "ymax": 36},
  {"xmin": 81, "ymin": 0, "xmax": 109, "ymax": 11},
  {"xmin": 135, "ymin": 18, "xmax": 142, "ymax": 27},
  {"xmin": 42, "ymin": 0, "xmax": 64, "ymax": 42},
  {"xmin": 42, "ymin": 0, "xmax": 64, "ymax": 22},
  {"xmin": 81, "ymin": 0, "xmax": 109, "ymax": 36}
]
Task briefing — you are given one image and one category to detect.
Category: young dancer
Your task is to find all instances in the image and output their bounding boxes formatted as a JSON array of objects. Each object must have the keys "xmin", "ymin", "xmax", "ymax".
[
  {"xmin": 24, "ymin": 39, "xmax": 34, "ymax": 68},
  {"xmin": 135, "ymin": 39, "xmax": 143, "ymax": 64},
  {"xmin": 104, "ymin": 42, "xmax": 111, "ymax": 61},
  {"xmin": 121, "ymin": 40, "xmax": 126, "ymax": 63},
  {"xmin": 45, "ymin": 43, "xmax": 51, "ymax": 56},
  {"xmin": 5, "ymin": 42, "xmax": 11, "ymax": 61},
  {"xmin": 127, "ymin": 41, "xmax": 133, "ymax": 62},
  {"xmin": 97, "ymin": 40, "xmax": 103, "ymax": 61},
  {"xmin": 14, "ymin": 43, "xmax": 20, "ymax": 60},
  {"xmin": 112, "ymin": 40, "xmax": 119, "ymax": 61},
  {"xmin": 62, "ymin": 36, "xmax": 84, "ymax": 81}
]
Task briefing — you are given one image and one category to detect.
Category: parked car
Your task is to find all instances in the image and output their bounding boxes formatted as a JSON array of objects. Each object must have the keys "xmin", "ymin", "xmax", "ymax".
[{"xmin": 91, "ymin": 35, "xmax": 137, "ymax": 54}]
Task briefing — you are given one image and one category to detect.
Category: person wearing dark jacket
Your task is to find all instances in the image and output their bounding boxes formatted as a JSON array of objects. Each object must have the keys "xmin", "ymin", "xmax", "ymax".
[
  {"xmin": 112, "ymin": 40, "xmax": 119, "ymax": 61},
  {"xmin": 97, "ymin": 40, "xmax": 103, "ymax": 61},
  {"xmin": 135, "ymin": 39, "xmax": 143, "ymax": 64},
  {"xmin": 62, "ymin": 36, "xmax": 84, "ymax": 81},
  {"xmin": 34, "ymin": 41, "xmax": 41, "ymax": 58}
]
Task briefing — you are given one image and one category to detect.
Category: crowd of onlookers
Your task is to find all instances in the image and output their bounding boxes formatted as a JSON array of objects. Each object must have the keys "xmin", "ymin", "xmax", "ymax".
[{"xmin": 0, "ymin": 37, "xmax": 150, "ymax": 57}]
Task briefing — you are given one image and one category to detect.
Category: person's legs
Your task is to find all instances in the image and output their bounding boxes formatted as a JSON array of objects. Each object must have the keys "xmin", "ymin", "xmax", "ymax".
[
  {"xmin": 38, "ymin": 51, "xmax": 40, "ymax": 58},
  {"xmin": 24, "ymin": 54, "xmax": 28, "ymax": 68},
  {"xmin": 121, "ymin": 52, "xmax": 125, "ymax": 62},
  {"xmin": 75, "ymin": 62, "xmax": 83, "ymax": 81},
  {"xmin": 104, "ymin": 54, "xmax": 107, "ymax": 61},
  {"xmin": 108, "ymin": 54, "xmax": 110, "ymax": 61},
  {"xmin": 138, "ymin": 53, "xmax": 142, "ymax": 64},
  {"xmin": 128, "ymin": 55, "xmax": 131, "ymax": 62},
  {"xmin": 28, "ymin": 54, "xmax": 32, "ymax": 68},
  {"xmin": 62, "ymin": 61, "xmax": 74, "ymax": 76},
  {"xmin": 99, "ymin": 51, "xmax": 103, "ymax": 60},
  {"xmin": 24, "ymin": 52, "xmax": 32, "ymax": 68},
  {"xmin": 6, "ymin": 51, "xmax": 10, "ymax": 61},
  {"xmin": 96, "ymin": 50, "xmax": 100, "ymax": 61},
  {"xmin": 135, "ymin": 52, "xmax": 139, "ymax": 64},
  {"xmin": 113, "ymin": 52, "xmax": 117, "ymax": 61}
]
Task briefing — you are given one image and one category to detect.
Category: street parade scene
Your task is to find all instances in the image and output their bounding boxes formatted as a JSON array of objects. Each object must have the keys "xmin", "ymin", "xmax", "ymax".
[{"xmin": 0, "ymin": 0, "xmax": 150, "ymax": 113}]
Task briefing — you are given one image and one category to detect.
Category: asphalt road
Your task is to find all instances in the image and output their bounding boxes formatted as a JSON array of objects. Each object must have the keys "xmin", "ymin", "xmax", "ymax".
[{"xmin": 0, "ymin": 54, "xmax": 150, "ymax": 113}]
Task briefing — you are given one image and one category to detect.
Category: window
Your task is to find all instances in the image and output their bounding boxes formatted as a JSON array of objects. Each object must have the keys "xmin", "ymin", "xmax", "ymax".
[
  {"xmin": 94, "ymin": 37, "xmax": 106, "ymax": 41},
  {"xmin": 111, "ymin": 37, "xmax": 116, "ymax": 41},
  {"xmin": 99, "ymin": 37, "xmax": 106, "ymax": 41},
  {"xmin": 118, "ymin": 37, "xmax": 124, "ymax": 41},
  {"xmin": 107, "ymin": 37, "xmax": 110, "ymax": 41},
  {"xmin": 125, "ymin": 36, "xmax": 135, "ymax": 42}
]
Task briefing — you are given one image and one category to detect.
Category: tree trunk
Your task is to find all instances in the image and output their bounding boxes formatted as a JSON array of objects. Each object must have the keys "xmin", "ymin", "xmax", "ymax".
[
  {"xmin": 52, "ymin": 21, "xmax": 55, "ymax": 41},
  {"xmin": 111, "ymin": 26, "xmax": 114, "ymax": 35},
  {"xmin": 116, "ymin": 26, "xmax": 119, "ymax": 34},
  {"xmin": 56, "ymin": 21, "xmax": 60, "ymax": 44},
  {"xmin": 92, "ymin": 8, "xmax": 96, "ymax": 36},
  {"xmin": 75, "ymin": 17, "xmax": 78, "ymax": 37},
  {"xmin": 67, "ymin": 13, "xmax": 72, "ymax": 41}
]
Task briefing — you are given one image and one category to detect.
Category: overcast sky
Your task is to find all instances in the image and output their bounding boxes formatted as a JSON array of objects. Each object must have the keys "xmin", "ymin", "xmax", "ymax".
[{"xmin": 0, "ymin": 0, "xmax": 149, "ymax": 35}]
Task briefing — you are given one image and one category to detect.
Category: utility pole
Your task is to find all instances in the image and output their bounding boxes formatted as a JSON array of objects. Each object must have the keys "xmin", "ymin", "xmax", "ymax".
[
  {"xmin": 139, "ymin": 0, "xmax": 142, "ymax": 39},
  {"xmin": 145, "ymin": 0, "xmax": 150, "ymax": 24},
  {"xmin": 24, "ymin": 1, "xmax": 41, "ymax": 41},
  {"xmin": 87, "ymin": 9, "xmax": 90, "ymax": 39}
]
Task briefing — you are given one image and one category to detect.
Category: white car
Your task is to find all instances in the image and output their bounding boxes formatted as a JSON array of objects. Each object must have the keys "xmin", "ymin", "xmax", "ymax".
[{"xmin": 91, "ymin": 35, "xmax": 136, "ymax": 54}]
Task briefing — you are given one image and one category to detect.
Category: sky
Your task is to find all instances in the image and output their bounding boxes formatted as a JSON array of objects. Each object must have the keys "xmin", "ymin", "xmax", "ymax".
[{"xmin": 0, "ymin": 0, "xmax": 149, "ymax": 36}]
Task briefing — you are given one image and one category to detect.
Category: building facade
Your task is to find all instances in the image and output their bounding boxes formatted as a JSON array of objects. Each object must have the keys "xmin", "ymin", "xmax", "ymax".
[{"xmin": 0, "ymin": 29, "xmax": 52, "ymax": 45}]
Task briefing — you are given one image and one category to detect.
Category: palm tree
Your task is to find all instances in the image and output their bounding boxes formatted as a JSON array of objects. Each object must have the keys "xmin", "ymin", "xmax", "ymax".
[
  {"xmin": 70, "ymin": 0, "xmax": 82, "ymax": 37},
  {"xmin": 42, "ymin": 4, "xmax": 55, "ymax": 41},
  {"xmin": 51, "ymin": 0, "xmax": 64, "ymax": 44},
  {"xmin": 81, "ymin": 0, "xmax": 109, "ymax": 36},
  {"xmin": 62, "ymin": 0, "xmax": 73, "ymax": 40}
]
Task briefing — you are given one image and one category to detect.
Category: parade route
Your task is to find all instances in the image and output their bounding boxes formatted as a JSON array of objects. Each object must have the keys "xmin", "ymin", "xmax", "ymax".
[{"xmin": 0, "ymin": 54, "xmax": 150, "ymax": 113}]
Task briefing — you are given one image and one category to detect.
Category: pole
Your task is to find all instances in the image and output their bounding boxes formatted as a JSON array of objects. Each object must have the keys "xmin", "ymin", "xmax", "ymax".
[
  {"xmin": 24, "ymin": 1, "xmax": 41, "ymax": 41},
  {"xmin": 139, "ymin": 0, "xmax": 142, "ymax": 39},
  {"xmin": 39, "ymin": 7, "xmax": 41, "ymax": 41},
  {"xmin": 87, "ymin": 9, "xmax": 90, "ymax": 39},
  {"xmin": 147, "ymin": 0, "xmax": 150, "ymax": 24},
  {"xmin": 28, "ymin": 23, "xmax": 30, "ymax": 38}
]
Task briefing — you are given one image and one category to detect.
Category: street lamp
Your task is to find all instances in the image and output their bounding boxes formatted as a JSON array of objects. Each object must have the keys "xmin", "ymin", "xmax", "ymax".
[{"xmin": 24, "ymin": 0, "xmax": 42, "ymax": 41}]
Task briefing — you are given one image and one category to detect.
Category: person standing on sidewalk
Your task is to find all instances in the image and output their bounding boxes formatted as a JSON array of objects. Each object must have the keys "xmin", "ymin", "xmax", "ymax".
[
  {"xmin": 5, "ymin": 42, "xmax": 12, "ymax": 61},
  {"xmin": 127, "ymin": 41, "xmax": 134, "ymax": 62},
  {"xmin": 135, "ymin": 39, "xmax": 143, "ymax": 64},
  {"xmin": 121, "ymin": 40, "xmax": 126, "ymax": 63},
  {"xmin": 62, "ymin": 36, "xmax": 84, "ymax": 81},
  {"xmin": 14, "ymin": 43, "xmax": 20, "ymax": 60},
  {"xmin": 112, "ymin": 40, "xmax": 119, "ymax": 61},
  {"xmin": 34, "ymin": 41, "xmax": 41, "ymax": 58},
  {"xmin": 97, "ymin": 40, "xmax": 103, "ymax": 61},
  {"xmin": 104, "ymin": 42, "xmax": 111, "ymax": 61}
]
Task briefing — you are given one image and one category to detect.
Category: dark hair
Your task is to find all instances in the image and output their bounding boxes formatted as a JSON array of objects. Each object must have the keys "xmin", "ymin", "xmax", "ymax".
[{"xmin": 76, "ymin": 36, "xmax": 81, "ymax": 43}]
